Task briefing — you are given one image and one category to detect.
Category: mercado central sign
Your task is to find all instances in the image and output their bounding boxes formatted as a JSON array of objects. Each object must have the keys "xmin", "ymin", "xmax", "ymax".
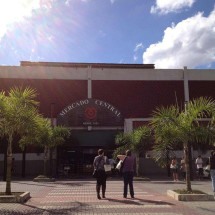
[{"xmin": 57, "ymin": 99, "xmax": 123, "ymax": 126}]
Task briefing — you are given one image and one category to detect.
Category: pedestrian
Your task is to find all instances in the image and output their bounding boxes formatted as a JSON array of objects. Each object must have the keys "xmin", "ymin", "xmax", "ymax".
[
  {"xmin": 206, "ymin": 151, "xmax": 215, "ymax": 196},
  {"xmin": 118, "ymin": 150, "xmax": 136, "ymax": 199},
  {"xmin": 93, "ymin": 149, "xmax": 109, "ymax": 199},
  {"xmin": 195, "ymin": 155, "xmax": 203, "ymax": 180},
  {"xmin": 180, "ymin": 157, "xmax": 186, "ymax": 181},
  {"xmin": 170, "ymin": 156, "xmax": 179, "ymax": 181}
]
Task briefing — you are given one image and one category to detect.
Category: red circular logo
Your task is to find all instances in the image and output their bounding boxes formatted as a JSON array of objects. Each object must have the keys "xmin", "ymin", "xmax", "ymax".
[{"xmin": 84, "ymin": 107, "xmax": 97, "ymax": 119}]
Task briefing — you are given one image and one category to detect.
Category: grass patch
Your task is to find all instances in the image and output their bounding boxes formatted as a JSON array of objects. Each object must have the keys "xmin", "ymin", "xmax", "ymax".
[{"xmin": 174, "ymin": 189, "xmax": 206, "ymax": 194}]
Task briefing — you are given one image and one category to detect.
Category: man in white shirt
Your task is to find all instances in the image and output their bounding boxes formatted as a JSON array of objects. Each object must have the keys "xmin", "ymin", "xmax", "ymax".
[{"xmin": 195, "ymin": 155, "xmax": 203, "ymax": 180}]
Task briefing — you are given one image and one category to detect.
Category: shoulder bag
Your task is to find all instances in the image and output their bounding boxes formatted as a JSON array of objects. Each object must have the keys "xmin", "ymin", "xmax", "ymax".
[
  {"xmin": 205, "ymin": 157, "xmax": 211, "ymax": 173},
  {"xmin": 116, "ymin": 157, "xmax": 127, "ymax": 174}
]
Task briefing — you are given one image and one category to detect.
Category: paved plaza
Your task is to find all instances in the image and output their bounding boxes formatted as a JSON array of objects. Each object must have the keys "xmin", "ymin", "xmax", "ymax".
[{"xmin": 0, "ymin": 177, "xmax": 215, "ymax": 215}]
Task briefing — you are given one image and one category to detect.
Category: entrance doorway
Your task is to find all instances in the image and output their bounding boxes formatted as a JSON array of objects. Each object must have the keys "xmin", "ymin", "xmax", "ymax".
[{"xmin": 57, "ymin": 130, "xmax": 121, "ymax": 177}]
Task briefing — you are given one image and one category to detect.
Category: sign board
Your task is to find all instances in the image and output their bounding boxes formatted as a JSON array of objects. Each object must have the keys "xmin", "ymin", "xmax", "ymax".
[{"xmin": 57, "ymin": 99, "xmax": 123, "ymax": 126}]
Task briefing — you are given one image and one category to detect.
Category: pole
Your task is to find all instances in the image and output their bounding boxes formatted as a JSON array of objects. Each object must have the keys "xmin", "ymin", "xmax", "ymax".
[{"xmin": 184, "ymin": 101, "xmax": 193, "ymax": 181}]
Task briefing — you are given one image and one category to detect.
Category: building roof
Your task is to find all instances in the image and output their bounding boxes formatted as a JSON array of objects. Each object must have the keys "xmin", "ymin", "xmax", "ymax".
[{"xmin": 20, "ymin": 61, "xmax": 155, "ymax": 69}]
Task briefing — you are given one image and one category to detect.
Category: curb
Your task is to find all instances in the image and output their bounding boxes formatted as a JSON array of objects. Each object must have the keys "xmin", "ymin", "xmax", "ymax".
[{"xmin": 167, "ymin": 189, "xmax": 215, "ymax": 201}]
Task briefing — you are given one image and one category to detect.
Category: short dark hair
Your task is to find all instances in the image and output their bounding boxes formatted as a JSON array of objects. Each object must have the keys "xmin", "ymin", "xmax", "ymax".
[
  {"xmin": 126, "ymin": 150, "xmax": 131, "ymax": 156},
  {"xmin": 98, "ymin": 149, "xmax": 104, "ymax": 155}
]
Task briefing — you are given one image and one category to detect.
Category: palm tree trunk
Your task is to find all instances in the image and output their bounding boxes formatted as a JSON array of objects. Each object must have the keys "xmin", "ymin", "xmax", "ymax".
[
  {"xmin": 5, "ymin": 135, "xmax": 13, "ymax": 195},
  {"xmin": 3, "ymin": 142, "xmax": 7, "ymax": 181},
  {"xmin": 184, "ymin": 142, "xmax": 192, "ymax": 192},
  {"xmin": 49, "ymin": 148, "xmax": 53, "ymax": 178},
  {"xmin": 136, "ymin": 153, "xmax": 139, "ymax": 177},
  {"xmin": 22, "ymin": 146, "xmax": 26, "ymax": 178},
  {"xmin": 44, "ymin": 146, "xmax": 48, "ymax": 176},
  {"xmin": 166, "ymin": 148, "xmax": 171, "ymax": 177}
]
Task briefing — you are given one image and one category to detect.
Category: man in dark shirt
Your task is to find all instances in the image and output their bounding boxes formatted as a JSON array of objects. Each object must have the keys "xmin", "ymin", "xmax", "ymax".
[{"xmin": 120, "ymin": 150, "xmax": 136, "ymax": 198}]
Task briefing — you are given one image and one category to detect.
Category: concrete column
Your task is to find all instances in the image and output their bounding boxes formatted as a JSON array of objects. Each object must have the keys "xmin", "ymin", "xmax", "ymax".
[
  {"xmin": 124, "ymin": 119, "xmax": 133, "ymax": 133},
  {"xmin": 87, "ymin": 66, "xmax": 92, "ymax": 99},
  {"xmin": 87, "ymin": 66, "xmax": 92, "ymax": 131},
  {"xmin": 183, "ymin": 66, "xmax": 189, "ymax": 102}
]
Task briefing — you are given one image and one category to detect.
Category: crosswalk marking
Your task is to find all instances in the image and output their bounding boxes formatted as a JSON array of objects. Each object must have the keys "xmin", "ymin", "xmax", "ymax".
[
  {"xmin": 40, "ymin": 183, "xmax": 181, "ymax": 214},
  {"xmin": 39, "ymin": 205, "xmax": 183, "ymax": 215},
  {"xmin": 40, "ymin": 205, "xmax": 172, "ymax": 209},
  {"xmin": 47, "ymin": 192, "xmax": 150, "ymax": 195},
  {"xmin": 42, "ymin": 200, "xmax": 171, "ymax": 207}
]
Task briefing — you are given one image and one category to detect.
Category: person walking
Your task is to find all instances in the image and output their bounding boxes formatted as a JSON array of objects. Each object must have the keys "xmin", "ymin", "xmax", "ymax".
[
  {"xmin": 93, "ymin": 149, "xmax": 109, "ymax": 199},
  {"xmin": 195, "ymin": 155, "xmax": 203, "ymax": 180},
  {"xmin": 207, "ymin": 151, "xmax": 215, "ymax": 196},
  {"xmin": 170, "ymin": 156, "xmax": 179, "ymax": 181},
  {"xmin": 119, "ymin": 150, "xmax": 136, "ymax": 199}
]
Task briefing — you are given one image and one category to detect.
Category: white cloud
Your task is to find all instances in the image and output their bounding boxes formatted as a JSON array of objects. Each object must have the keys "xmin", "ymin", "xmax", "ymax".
[
  {"xmin": 0, "ymin": 0, "xmax": 53, "ymax": 40},
  {"xmin": 143, "ymin": 9, "xmax": 215, "ymax": 69},
  {"xmin": 134, "ymin": 43, "xmax": 144, "ymax": 52},
  {"xmin": 151, "ymin": 0, "xmax": 196, "ymax": 14},
  {"xmin": 65, "ymin": 0, "xmax": 92, "ymax": 5},
  {"xmin": 133, "ymin": 43, "xmax": 144, "ymax": 62}
]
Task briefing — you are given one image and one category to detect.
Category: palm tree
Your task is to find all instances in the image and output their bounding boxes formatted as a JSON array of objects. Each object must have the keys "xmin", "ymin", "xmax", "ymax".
[
  {"xmin": 114, "ymin": 126, "xmax": 152, "ymax": 176},
  {"xmin": 42, "ymin": 124, "xmax": 70, "ymax": 177},
  {"xmin": 20, "ymin": 117, "xmax": 70, "ymax": 177},
  {"xmin": 151, "ymin": 97, "xmax": 215, "ymax": 192},
  {"xmin": 130, "ymin": 126, "xmax": 152, "ymax": 176},
  {"xmin": 0, "ymin": 86, "xmax": 39, "ymax": 194},
  {"xmin": 114, "ymin": 132, "xmax": 131, "ymax": 158}
]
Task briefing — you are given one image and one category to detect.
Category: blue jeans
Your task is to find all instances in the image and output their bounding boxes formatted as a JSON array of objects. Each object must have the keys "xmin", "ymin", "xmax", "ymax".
[
  {"xmin": 210, "ymin": 169, "xmax": 215, "ymax": 192},
  {"xmin": 122, "ymin": 172, "xmax": 134, "ymax": 198}
]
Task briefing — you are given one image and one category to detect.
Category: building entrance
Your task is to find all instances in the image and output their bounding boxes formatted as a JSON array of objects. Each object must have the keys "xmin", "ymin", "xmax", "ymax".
[{"xmin": 57, "ymin": 130, "xmax": 121, "ymax": 177}]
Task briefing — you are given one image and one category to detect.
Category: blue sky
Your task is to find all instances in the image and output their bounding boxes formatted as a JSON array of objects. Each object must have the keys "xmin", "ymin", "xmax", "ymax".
[{"xmin": 0, "ymin": 0, "xmax": 215, "ymax": 69}]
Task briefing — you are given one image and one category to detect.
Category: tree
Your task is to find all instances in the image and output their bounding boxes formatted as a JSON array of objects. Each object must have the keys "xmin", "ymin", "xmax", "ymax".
[
  {"xmin": 150, "ymin": 97, "xmax": 215, "ymax": 192},
  {"xmin": 0, "ymin": 86, "xmax": 39, "ymax": 194},
  {"xmin": 114, "ymin": 132, "xmax": 131, "ymax": 158},
  {"xmin": 114, "ymin": 126, "xmax": 152, "ymax": 176},
  {"xmin": 20, "ymin": 117, "xmax": 70, "ymax": 177}
]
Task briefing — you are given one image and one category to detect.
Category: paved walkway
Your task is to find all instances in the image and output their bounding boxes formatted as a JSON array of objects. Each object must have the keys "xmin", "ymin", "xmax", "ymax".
[{"xmin": 0, "ymin": 178, "xmax": 215, "ymax": 215}]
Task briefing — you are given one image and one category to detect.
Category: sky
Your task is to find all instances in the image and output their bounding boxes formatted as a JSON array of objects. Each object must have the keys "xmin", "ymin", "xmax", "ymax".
[{"xmin": 0, "ymin": 0, "xmax": 215, "ymax": 69}]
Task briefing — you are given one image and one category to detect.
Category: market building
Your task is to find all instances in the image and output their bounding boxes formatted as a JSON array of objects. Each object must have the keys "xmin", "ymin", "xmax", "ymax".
[{"xmin": 0, "ymin": 61, "xmax": 215, "ymax": 178}]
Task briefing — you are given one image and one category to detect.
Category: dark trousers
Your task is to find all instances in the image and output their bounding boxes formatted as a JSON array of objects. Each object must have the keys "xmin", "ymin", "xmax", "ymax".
[
  {"xmin": 198, "ymin": 168, "xmax": 203, "ymax": 176},
  {"xmin": 96, "ymin": 170, "xmax": 107, "ymax": 197},
  {"xmin": 122, "ymin": 171, "xmax": 134, "ymax": 198}
]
